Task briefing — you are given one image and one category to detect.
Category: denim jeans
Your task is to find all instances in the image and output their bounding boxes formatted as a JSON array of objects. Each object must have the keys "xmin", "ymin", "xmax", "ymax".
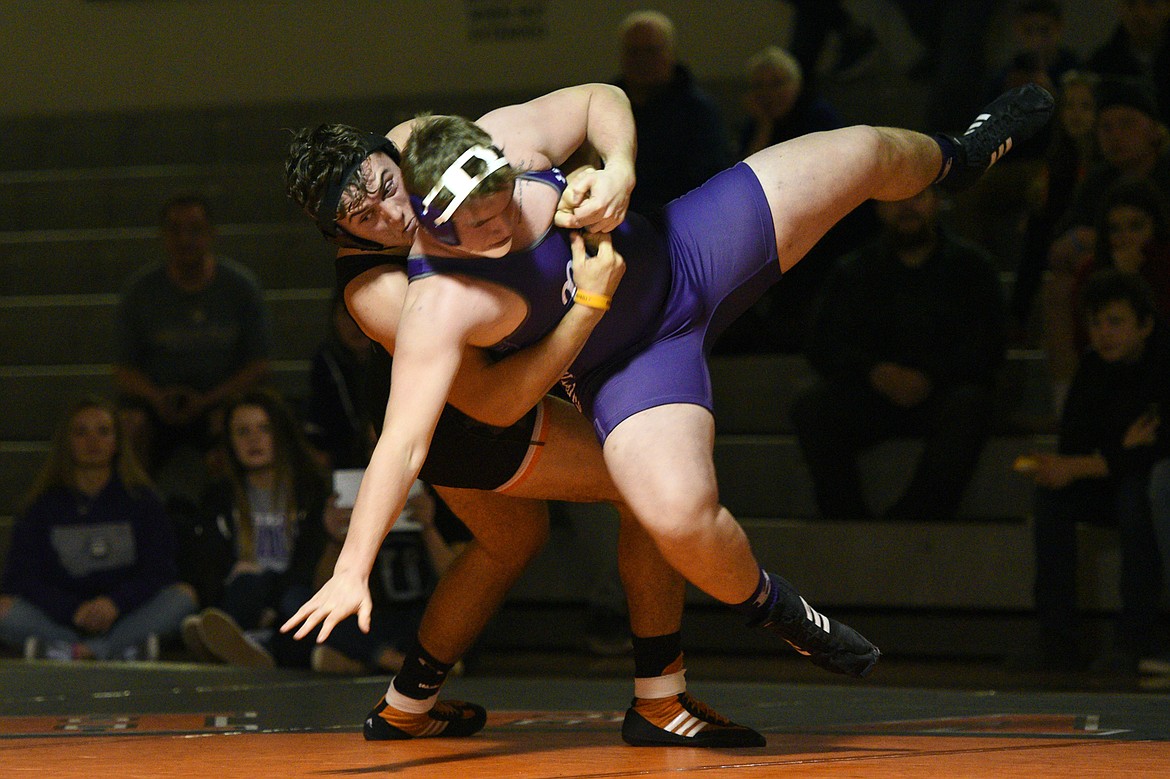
[
  {"xmin": 1150, "ymin": 459, "xmax": 1170, "ymax": 602},
  {"xmin": 1033, "ymin": 473, "xmax": 1162, "ymax": 655},
  {"xmin": 0, "ymin": 584, "xmax": 197, "ymax": 659}
]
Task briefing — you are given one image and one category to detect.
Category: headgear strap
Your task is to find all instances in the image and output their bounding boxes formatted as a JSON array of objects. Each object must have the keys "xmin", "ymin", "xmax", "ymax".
[
  {"xmin": 315, "ymin": 132, "xmax": 400, "ymax": 250},
  {"xmin": 410, "ymin": 145, "xmax": 510, "ymax": 246}
]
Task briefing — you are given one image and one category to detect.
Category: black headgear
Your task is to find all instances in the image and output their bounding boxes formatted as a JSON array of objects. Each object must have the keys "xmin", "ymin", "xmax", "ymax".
[{"xmin": 315, "ymin": 133, "xmax": 401, "ymax": 251}]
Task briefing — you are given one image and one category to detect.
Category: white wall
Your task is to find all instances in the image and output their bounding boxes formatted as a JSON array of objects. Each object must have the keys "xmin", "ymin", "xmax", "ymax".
[{"xmin": 0, "ymin": 0, "xmax": 791, "ymax": 116}]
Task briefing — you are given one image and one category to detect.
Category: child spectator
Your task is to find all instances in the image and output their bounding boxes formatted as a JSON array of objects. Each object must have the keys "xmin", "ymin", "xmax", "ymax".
[
  {"xmin": 1042, "ymin": 179, "xmax": 1170, "ymax": 412},
  {"xmin": 1022, "ymin": 269, "xmax": 1170, "ymax": 672}
]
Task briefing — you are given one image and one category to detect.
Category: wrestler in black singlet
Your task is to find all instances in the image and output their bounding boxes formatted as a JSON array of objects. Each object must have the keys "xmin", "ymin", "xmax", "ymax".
[{"xmin": 336, "ymin": 254, "xmax": 545, "ymax": 492}]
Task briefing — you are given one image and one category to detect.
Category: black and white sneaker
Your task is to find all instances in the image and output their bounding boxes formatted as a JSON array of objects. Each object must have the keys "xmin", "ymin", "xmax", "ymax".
[
  {"xmin": 750, "ymin": 575, "xmax": 880, "ymax": 678},
  {"xmin": 937, "ymin": 83, "xmax": 1055, "ymax": 192}
]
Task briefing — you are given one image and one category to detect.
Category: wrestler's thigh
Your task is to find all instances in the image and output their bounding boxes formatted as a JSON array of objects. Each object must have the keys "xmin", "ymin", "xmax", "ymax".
[
  {"xmin": 602, "ymin": 403, "xmax": 718, "ymax": 524},
  {"xmin": 505, "ymin": 396, "xmax": 621, "ymax": 503},
  {"xmin": 744, "ymin": 126, "xmax": 879, "ymax": 269},
  {"xmin": 433, "ymin": 485, "xmax": 549, "ymax": 554}
]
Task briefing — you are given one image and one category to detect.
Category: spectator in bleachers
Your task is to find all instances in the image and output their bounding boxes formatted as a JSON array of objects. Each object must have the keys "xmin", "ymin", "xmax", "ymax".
[
  {"xmin": 739, "ymin": 45, "xmax": 844, "ymax": 158},
  {"xmin": 176, "ymin": 388, "xmax": 330, "ymax": 668},
  {"xmin": 1044, "ymin": 76, "xmax": 1170, "ymax": 409},
  {"xmin": 0, "ymin": 396, "xmax": 196, "ymax": 661},
  {"xmin": 1085, "ymin": 0, "xmax": 1170, "ymax": 126},
  {"xmin": 297, "ymin": 302, "xmax": 474, "ymax": 672},
  {"xmin": 303, "ymin": 290, "xmax": 376, "ymax": 472},
  {"xmin": 612, "ymin": 9, "xmax": 732, "ymax": 220},
  {"xmin": 791, "ymin": 186, "xmax": 1005, "ymax": 522},
  {"xmin": 714, "ymin": 45, "xmax": 878, "ymax": 355},
  {"xmin": 1049, "ymin": 77, "xmax": 1169, "ymax": 261},
  {"xmin": 1021, "ymin": 269, "xmax": 1170, "ymax": 673},
  {"xmin": 1012, "ymin": 69, "xmax": 1101, "ymax": 336},
  {"xmin": 113, "ymin": 194, "xmax": 272, "ymax": 505},
  {"xmin": 1042, "ymin": 180, "xmax": 1170, "ymax": 407}
]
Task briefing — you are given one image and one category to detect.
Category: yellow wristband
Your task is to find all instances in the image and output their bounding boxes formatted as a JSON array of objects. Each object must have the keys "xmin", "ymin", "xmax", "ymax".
[{"xmin": 573, "ymin": 289, "xmax": 611, "ymax": 311}]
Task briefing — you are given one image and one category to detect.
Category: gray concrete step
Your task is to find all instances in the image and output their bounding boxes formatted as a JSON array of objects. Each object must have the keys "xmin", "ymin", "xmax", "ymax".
[
  {"xmin": 0, "ymin": 289, "xmax": 331, "ymax": 365},
  {"xmin": 0, "ymin": 163, "xmax": 303, "ymax": 231},
  {"xmin": 0, "ymin": 222, "xmax": 331, "ymax": 296},
  {"xmin": 0, "ymin": 361, "xmax": 311, "ymax": 444},
  {"xmin": 714, "ymin": 433, "xmax": 1054, "ymax": 520}
]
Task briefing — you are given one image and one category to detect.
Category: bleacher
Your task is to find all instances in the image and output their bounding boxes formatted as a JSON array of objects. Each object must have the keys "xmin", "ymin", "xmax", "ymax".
[{"xmin": 0, "ymin": 95, "xmax": 1124, "ymax": 660}]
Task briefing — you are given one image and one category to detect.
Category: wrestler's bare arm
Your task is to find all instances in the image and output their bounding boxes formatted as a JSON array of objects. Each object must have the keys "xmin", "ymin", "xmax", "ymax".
[
  {"xmin": 383, "ymin": 84, "xmax": 635, "ymax": 234},
  {"xmin": 284, "ymin": 276, "xmax": 497, "ymax": 641},
  {"xmin": 478, "ymin": 84, "xmax": 635, "ymax": 233},
  {"xmin": 346, "ymin": 233, "xmax": 623, "ymax": 427}
]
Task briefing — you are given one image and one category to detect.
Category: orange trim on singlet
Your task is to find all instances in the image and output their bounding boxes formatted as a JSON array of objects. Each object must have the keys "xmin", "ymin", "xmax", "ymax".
[{"xmin": 494, "ymin": 398, "xmax": 549, "ymax": 493}]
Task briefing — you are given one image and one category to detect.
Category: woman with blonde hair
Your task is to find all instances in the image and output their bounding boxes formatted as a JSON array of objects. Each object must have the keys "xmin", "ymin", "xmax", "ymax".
[{"xmin": 0, "ymin": 395, "xmax": 196, "ymax": 660}]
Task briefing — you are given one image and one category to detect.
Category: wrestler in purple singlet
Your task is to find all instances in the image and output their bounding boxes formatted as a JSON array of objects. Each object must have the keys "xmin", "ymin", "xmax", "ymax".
[{"xmin": 407, "ymin": 162, "xmax": 780, "ymax": 440}]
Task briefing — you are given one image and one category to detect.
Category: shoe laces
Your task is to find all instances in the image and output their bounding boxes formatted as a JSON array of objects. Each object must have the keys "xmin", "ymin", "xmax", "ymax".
[{"xmin": 679, "ymin": 693, "xmax": 736, "ymax": 726}]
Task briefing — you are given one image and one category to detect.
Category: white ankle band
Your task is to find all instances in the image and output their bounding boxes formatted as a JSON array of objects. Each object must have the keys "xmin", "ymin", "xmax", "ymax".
[
  {"xmin": 634, "ymin": 668, "xmax": 687, "ymax": 699},
  {"xmin": 386, "ymin": 678, "xmax": 439, "ymax": 714}
]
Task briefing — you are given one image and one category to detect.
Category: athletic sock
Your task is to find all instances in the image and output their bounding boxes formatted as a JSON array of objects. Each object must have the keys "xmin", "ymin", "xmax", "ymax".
[
  {"xmin": 932, "ymin": 133, "xmax": 961, "ymax": 184},
  {"xmin": 367, "ymin": 639, "xmax": 486, "ymax": 740},
  {"xmin": 386, "ymin": 638, "xmax": 453, "ymax": 703},
  {"xmin": 632, "ymin": 632, "xmax": 683, "ymax": 679},
  {"xmin": 732, "ymin": 567, "xmax": 780, "ymax": 624}
]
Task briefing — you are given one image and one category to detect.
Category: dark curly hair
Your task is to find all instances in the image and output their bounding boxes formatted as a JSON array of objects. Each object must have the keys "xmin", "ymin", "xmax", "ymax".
[{"xmin": 285, "ymin": 124, "xmax": 381, "ymax": 224}]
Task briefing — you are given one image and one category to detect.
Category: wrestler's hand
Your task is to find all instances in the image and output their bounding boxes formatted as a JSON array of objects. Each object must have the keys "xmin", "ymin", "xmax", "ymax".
[
  {"xmin": 280, "ymin": 571, "xmax": 372, "ymax": 642},
  {"xmin": 570, "ymin": 231, "xmax": 625, "ymax": 300},
  {"xmin": 555, "ymin": 162, "xmax": 633, "ymax": 234}
]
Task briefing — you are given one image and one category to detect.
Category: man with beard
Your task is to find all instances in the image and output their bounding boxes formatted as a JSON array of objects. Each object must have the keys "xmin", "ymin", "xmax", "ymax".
[{"xmin": 791, "ymin": 186, "xmax": 1007, "ymax": 522}]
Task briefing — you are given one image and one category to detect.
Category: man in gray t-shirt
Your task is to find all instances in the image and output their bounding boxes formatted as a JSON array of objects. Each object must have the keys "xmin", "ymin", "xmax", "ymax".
[{"xmin": 114, "ymin": 195, "xmax": 271, "ymax": 490}]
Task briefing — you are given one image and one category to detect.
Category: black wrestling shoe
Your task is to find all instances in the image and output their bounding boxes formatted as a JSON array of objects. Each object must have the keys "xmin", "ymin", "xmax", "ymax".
[
  {"xmin": 937, "ymin": 83, "xmax": 1055, "ymax": 192},
  {"xmin": 622, "ymin": 692, "xmax": 766, "ymax": 748},
  {"xmin": 363, "ymin": 696, "xmax": 487, "ymax": 740},
  {"xmin": 750, "ymin": 575, "xmax": 880, "ymax": 678}
]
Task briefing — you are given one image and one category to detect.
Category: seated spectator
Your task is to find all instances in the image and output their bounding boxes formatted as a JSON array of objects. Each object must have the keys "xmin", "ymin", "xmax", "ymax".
[
  {"xmin": 1048, "ymin": 77, "xmax": 1170, "ymax": 278},
  {"xmin": 177, "ymin": 389, "xmax": 331, "ymax": 668},
  {"xmin": 738, "ymin": 45, "xmax": 843, "ymax": 158},
  {"xmin": 0, "ymin": 396, "xmax": 196, "ymax": 661},
  {"xmin": 1042, "ymin": 179, "xmax": 1170, "ymax": 413},
  {"xmin": 1020, "ymin": 269, "xmax": 1170, "ymax": 672},
  {"xmin": 612, "ymin": 9, "xmax": 732, "ymax": 219},
  {"xmin": 113, "ymin": 194, "xmax": 272, "ymax": 505},
  {"xmin": 791, "ymin": 186, "xmax": 1005, "ymax": 521},
  {"xmin": 1012, "ymin": 69, "xmax": 1101, "ymax": 334},
  {"xmin": 303, "ymin": 290, "xmax": 376, "ymax": 471},
  {"xmin": 308, "ymin": 479, "xmax": 471, "ymax": 675},
  {"xmin": 714, "ymin": 44, "xmax": 877, "ymax": 354}
]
